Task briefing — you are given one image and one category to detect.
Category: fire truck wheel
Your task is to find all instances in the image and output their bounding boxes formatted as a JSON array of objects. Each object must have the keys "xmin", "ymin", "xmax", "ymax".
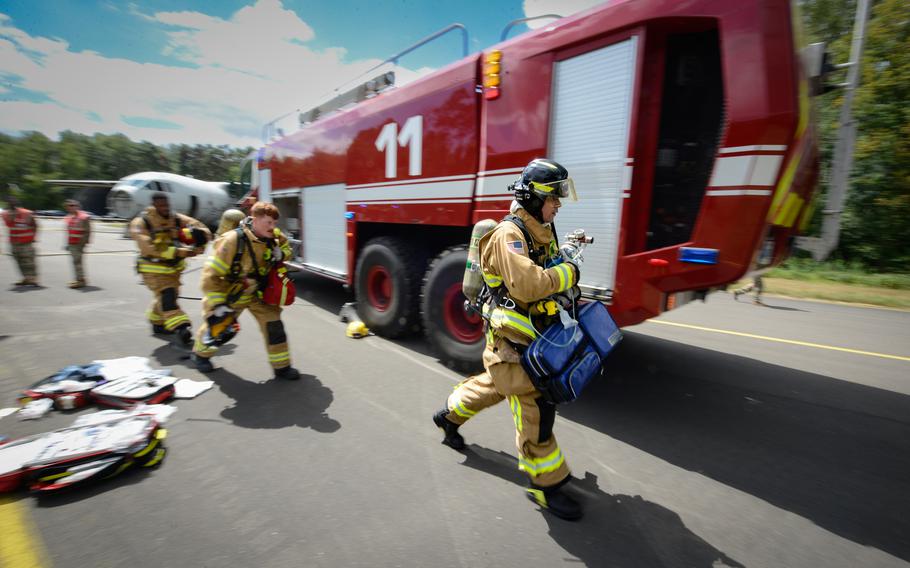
[
  {"xmin": 421, "ymin": 246, "xmax": 484, "ymax": 372},
  {"xmin": 355, "ymin": 237, "xmax": 424, "ymax": 338}
]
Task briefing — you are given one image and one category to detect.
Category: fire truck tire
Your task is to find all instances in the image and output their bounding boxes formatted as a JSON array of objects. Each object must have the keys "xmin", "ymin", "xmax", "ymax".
[
  {"xmin": 421, "ymin": 246, "xmax": 484, "ymax": 372},
  {"xmin": 355, "ymin": 237, "xmax": 424, "ymax": 338}
]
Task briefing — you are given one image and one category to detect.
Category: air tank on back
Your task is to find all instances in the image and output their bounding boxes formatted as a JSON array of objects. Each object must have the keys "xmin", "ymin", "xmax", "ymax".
[{"xmin": 462, "ymin": 218, "xmax": 498, "ymax": 304}]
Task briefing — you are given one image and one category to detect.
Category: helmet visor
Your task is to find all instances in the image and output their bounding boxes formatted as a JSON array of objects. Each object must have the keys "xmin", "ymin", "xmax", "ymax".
[{"xmin": 530, "ymin": 178, "xmax": 577, "ymax": 202}]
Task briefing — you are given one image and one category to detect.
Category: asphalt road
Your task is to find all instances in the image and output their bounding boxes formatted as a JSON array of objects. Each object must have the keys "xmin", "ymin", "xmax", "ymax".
[{"xmin": 1, "ymin": 220, "xmax": 908, "ymax": 568}]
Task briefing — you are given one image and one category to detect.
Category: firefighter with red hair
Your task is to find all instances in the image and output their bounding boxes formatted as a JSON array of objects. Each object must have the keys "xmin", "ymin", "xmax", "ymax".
[{"xmin": 192, "ymin": 201, "xmax": 298, "ymax": 380}]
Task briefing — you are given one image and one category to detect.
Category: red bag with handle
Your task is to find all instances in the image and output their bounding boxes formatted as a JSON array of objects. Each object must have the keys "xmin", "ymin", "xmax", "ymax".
[{"xmin": 261, "ymin": 264, "xmax": 296, "ymax": 306}]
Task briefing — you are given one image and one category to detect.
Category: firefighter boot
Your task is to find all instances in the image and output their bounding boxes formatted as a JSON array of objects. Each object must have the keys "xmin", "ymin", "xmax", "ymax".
[
  {"xmin": 526, "ymin": 482, "xmax": 583, "ymax": 521},
  {"xmin": 432, "ymin": 409, "xmax": 465, "ymax": 450},
  {"xmin": 274, "ymin": 366, "xmax": 300, "ymax": 380},
  {"xmin": 173, "ymin": 325, "xmax": 193, "ymax": 350},
  {"xmin": 191, "ymin": 353, "xmax": 214, "ymax": 373}
]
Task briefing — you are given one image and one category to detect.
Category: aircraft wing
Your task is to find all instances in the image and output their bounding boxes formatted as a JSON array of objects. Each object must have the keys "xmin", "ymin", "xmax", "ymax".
[{"xmin": 44, "ymin": 179, "xmax": 119, "ymax": 188}]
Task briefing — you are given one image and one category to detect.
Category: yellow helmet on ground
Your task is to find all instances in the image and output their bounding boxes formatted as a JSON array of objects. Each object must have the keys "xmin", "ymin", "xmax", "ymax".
[{"xmin": 346, "ymin": 321, "xmax": 370, "ymax": 339}]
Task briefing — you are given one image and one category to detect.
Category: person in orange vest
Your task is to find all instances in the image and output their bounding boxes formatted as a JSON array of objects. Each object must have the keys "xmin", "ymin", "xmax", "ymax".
[
  {"xmin": 130, "ymin": 192, "xmax": 211, "ymax": 348},
  {"xmin": 63, "ymin": 199, "xmax": 92, "ymax": 288},
  {"xmin": 1, "ymin": 195, "xmax": 39, "ymax": 286}
]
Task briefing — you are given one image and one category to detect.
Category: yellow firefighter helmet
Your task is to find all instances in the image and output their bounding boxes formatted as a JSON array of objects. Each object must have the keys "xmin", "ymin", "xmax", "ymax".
[{"xmin": 346, "ymin": 321, "xmax": 370, "ymax": 339}]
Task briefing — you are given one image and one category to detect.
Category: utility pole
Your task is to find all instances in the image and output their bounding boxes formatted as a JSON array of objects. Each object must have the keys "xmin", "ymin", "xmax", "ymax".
[{"xmin": 797, "ymin": 0, "xmax": 871, "ymax": 260}]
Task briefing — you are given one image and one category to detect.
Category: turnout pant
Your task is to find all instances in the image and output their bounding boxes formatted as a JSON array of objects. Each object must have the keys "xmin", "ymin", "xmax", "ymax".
[
  {"xmin": 68, "ymin": 244, "xmax": 86, "ymax": 281},
  {"xmin": 193, "ymin": 300, "xmax": 291, "ymax": 370},
  {"xmin": 142, "ymin": 272, "xmax": 191, "ymax": 331},
  {"xmin": 11, "ymin": 243, "xmax": 37, "ymax": 280},
  {"xmin": 445, "ymin": 359, "xmax": 569, "ymax": 488}
]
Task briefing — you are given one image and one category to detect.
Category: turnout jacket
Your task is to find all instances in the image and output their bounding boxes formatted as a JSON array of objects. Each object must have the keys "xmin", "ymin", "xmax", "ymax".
[
  {"xmin": 130, "ymin": 207, "xmax": 210, "ymax": 273},
  {"xmin": 200, "ymin": 220, "xmax": 292, "ymax": 310},
  {"xmin": 479, "ymin": 206, "xmax": 577, "ymax": 355}
]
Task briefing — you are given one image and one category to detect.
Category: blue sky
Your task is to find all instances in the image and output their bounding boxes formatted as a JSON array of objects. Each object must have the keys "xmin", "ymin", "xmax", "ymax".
[{"xmin": 0, "ymin": 0, "xmax": 601, "ymax": 148}]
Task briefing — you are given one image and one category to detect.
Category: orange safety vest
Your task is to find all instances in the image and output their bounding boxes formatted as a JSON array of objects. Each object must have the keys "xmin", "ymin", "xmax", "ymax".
[
  {"xmin": 2, "ymin": 208, "xmax": 36, "ymax": 244},
  {"xmin": 65, "ymin": 210, "xmax": 90, "ymax": 245}
]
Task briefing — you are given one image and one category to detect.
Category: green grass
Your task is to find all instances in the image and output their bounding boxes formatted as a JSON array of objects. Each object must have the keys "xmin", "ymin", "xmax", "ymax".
[
  {"xmin": 731, "ymin": 258, "xmax": 910, "ymax": 308},
  {"xmin": 766, "ymin": 258, "xmax": 910, "ymax": 290}
]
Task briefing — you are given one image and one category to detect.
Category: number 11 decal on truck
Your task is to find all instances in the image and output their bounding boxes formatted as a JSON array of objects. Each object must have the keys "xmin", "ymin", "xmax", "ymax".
[{"xmin": 243, "ymin": 0, "xmax": 820, "ymax": 370}]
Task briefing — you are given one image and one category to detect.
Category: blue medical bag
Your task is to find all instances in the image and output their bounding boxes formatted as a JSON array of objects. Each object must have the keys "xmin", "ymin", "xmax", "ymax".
[{"xmin": 520, "ymin": 301, "xmax": 622, "ymax": 404}]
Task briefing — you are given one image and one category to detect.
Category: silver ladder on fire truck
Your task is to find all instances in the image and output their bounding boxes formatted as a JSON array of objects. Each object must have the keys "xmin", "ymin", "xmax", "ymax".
[{"xmin": 239, "ymin": 0, "xmax": 821, "ymax": 371}]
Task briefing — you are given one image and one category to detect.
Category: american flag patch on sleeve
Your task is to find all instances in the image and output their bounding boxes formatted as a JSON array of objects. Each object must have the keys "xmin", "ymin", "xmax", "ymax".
[{"xmin": 506, "ymin": 240, "xmax": 525, "ymax": 254}]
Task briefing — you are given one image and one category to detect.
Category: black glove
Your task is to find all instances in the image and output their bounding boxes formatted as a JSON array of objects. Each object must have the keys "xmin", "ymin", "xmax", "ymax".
[{"xmin": 191, "ymin": 228, "xmax": 209, "ymax": 247}]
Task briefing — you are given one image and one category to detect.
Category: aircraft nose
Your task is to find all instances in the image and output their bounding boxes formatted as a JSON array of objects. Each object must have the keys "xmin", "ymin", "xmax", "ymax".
[{"xmin": 107, "ymin": 188, "xmax": 137, "ymax": 218}]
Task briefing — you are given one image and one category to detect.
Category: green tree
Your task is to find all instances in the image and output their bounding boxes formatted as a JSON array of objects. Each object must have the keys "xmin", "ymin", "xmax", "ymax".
[{"xmin": 841, "ymin": 0, "xmax": 910, "ymax": 270}]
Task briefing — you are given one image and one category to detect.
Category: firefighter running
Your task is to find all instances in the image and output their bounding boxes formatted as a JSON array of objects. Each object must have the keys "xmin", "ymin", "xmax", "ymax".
[
  {"xmin": 433, "ymin": 158, "xmax": 585, "ymax": 520},
  {"xmin": 130, "ymin": 192, "xmax": 211, "ymax": 348},
  {"xmin": 2, "ymin": 194, "xmax": 39, "ymax": 287},
  {"xmin": 191, "ymin": 202, "xmax": 299, "ymax": 380},
  {"xmin": 63, "ymin": 199, "xmax": 91, "ymax": 288}
]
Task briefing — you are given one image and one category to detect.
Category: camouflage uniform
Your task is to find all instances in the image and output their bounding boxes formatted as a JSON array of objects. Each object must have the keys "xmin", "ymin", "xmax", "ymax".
[
  {"xmin": 2, "ymin": 207, "xmax": 38, "ymax": 284},
  {"xmin": 64, "ymin": 209, "xmax": 91, "ymax": 284}
]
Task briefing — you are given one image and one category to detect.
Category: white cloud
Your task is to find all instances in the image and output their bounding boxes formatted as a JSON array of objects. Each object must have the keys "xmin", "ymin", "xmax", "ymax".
[
  {"xmin": 522, "ymin": 0, "xmax": 605, "ymax": 28},
  {"xmin": 0, "ymin": 0, "xmax": 430, "ymax": 148}
]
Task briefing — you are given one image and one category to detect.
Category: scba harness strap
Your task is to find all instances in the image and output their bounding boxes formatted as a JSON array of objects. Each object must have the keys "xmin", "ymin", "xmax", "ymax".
[
  {"xmin": 226, "ymin": 226, "xmax": 295, "ymax": 306},
  {"xmin": 139, "ymin": 213, "xmax": 185, "ymax": 267},
  {"xmin": 478, "ymin": 215, "xmax": 561, "ymax": 343}
]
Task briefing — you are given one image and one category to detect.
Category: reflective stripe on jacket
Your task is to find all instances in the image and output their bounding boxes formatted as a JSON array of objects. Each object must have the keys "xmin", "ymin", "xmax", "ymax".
[
  {"xmin": 199, "ymin": 222, "xmax": 290, "ymax": 312},
  {"xmin": 65, "ymin": 210, "xmax": 91, "ymax": 245},
  {"xmin": 479, "ymin": 206, "xmax": 577, "ymax": 347},
  {"xmin": 2, "ymin": 208, "xmax": 36, "ymax": 244},
  {"xmin": 129, "ymin": 207, "xmax": 210, "ymax": 273}
]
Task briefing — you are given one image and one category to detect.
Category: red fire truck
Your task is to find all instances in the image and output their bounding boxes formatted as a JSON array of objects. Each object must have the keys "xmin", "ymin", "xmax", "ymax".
[{"xmin": 240, "ymin": 0, "xmax": 819, "ymax": 369}]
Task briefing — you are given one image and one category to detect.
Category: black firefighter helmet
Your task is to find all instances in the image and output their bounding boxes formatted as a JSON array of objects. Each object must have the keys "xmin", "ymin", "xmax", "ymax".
[{"xmin": 510, "ymin": 158, "xmax": 577, "ymax": 219}]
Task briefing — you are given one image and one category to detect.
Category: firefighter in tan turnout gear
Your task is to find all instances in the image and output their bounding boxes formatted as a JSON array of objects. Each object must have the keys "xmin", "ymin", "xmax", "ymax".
[
  {"xmin": 433, "ymin": 158, "xmax": 584, "ymax": 520},
  {"xmin": 130, "ymin": 192, "xmax": 211, "ymax": 347},
  {"xmin": 191, "ymin": 202, "xmax": 299, "ymax": 380}
]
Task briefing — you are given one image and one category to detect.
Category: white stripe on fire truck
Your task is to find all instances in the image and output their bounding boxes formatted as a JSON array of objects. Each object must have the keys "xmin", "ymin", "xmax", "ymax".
[
  {"xmin": 475, "ymin": 173, "xmax": 517, "ymax": 196},
  {"xmin": 348, "ymin": 199, "xmax": 473, "ymax": 205},
  {"xmin": 705, "ymin": 189, "xmax": 773, "ymax": 197},
  {"xmin": 474, "ymin": 194, "xmax": 512, "ymax": 202},
  {"xmin": 346, "ymin": 173, "xmax": 475, "ymax": 189},
  {"xmin": 709, "ymin": 154, "xmax": 783, "ymax": 189},
  {"xmin": 346, "ymin": 179, "xmax": 474, "ymax": 201},
  {"xmin": 477, "ymin": 167, "xmax": 523, "ymax": 177},
  {"xmin": 718, "ymin": 145, "xmax": 787, "ymax": 154}
]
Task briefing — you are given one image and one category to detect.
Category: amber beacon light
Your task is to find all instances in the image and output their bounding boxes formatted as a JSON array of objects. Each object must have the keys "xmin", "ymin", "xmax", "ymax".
[{"xmin": 483, "ymin": 50, "xmax": 502, "ymax": 100}]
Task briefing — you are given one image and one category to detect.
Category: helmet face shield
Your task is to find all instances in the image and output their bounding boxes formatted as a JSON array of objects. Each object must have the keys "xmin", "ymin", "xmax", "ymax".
[{"xmin": 530, "ymin": 178, "xmax": 577, "ymax": 202}]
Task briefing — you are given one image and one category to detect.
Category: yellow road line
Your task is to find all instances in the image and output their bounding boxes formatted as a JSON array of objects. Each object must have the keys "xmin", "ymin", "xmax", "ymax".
[
  {"xmin": 649, "ymin": 320, "xmax": 910, "ymax": 362},
  {"xmin": 0, "ymin": 496, "xmax": 49, "ymax": 568}
]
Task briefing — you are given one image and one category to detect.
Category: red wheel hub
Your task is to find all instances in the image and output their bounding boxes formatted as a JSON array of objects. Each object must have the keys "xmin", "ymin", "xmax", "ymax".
[
  {"xmin": 442, "ymin": 283, "xmax": 482, "ymax": 343},
  {"xmin": 366, "ymin": 265, "xmax": 392, "ymax": 311}
]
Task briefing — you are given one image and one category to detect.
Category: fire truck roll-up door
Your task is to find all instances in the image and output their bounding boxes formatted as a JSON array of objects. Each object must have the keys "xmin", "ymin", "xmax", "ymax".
[
  {"xmin": 548, "ymin": 37, "xmax": 637, "ymax": 302},
  {"xmin": 302, "ymin": 183, "xmax": 347, "ymax": 278}
]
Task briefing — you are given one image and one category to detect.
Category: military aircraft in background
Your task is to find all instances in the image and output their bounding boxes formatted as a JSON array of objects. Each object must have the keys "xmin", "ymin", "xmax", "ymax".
[{"xmin": 45, "ymin": 170, "xmax": 250, "ymax": 227}]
